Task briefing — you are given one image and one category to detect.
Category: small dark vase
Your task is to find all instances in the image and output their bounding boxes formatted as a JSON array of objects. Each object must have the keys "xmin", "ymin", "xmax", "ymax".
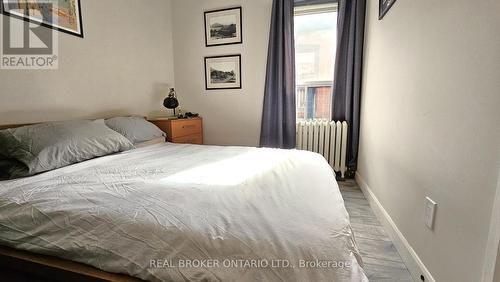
[{"xmin": 163, "ymin": 88, "xmax": 179, "ymax": 115}]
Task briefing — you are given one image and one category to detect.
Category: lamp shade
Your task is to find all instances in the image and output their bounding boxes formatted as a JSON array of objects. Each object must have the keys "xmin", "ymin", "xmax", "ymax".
[{"xmin": 163, "ymin": 96, "xmax": 179, "ymax": 109}]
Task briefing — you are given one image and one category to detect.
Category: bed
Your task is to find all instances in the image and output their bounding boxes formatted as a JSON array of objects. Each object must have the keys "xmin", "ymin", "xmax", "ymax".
[{"xmin": 0, "ymin": 126, "xmax": 368, "ymax": 281}]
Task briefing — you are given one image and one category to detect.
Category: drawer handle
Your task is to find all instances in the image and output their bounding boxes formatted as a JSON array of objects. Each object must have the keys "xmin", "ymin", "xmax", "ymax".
[{"xmin": 182, "ymin": 125, "xmax": 196, "ymax": 129}]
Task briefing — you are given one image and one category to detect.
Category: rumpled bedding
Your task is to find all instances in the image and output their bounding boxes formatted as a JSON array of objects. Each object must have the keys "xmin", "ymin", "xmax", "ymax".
[{"xmin": 0, "ymin": 143, "xmax": 368, "ymax": 281}]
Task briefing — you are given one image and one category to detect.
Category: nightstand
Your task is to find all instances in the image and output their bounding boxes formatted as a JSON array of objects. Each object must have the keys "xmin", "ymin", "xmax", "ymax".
[{"xmin": 149, "ymin": 117, "xmax": 203, "ymax": 145}]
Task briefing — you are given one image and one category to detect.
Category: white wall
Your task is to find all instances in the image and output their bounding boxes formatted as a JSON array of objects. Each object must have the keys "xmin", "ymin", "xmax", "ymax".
[
  {"xmin": 172, "ymin": 0, "xmax": 272, "ymax": 146},
  {"xmin": 0, "ymin": 0, "xmax": 175, "ymax": 124},
  {"xmin": 359, "ymin": 0, "xmax": 500, "ymax": 281}
]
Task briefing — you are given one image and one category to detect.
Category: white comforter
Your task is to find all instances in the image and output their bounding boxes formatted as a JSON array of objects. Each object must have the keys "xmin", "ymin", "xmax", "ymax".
[{"xmin": 0, "ymin": 143, "xmax": 368, "ymax": 281}]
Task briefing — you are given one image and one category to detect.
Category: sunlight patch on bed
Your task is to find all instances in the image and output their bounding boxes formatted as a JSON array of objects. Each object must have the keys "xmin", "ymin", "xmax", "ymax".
[{"xmin": 160, "ymin": 151, "xmax": 289, "ymax": 186}]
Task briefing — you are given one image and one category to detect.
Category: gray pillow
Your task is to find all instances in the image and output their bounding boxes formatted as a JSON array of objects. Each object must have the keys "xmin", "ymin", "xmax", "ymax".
[
  {"xmin": 105, "ymin": 116, "xmax": 165, "ymax": 144},
  {"xmin": 0, "ymin": 120, "xmax": 134, "ymax": 177}
]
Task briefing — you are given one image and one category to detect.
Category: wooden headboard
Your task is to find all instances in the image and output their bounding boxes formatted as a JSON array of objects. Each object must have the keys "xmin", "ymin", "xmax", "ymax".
[
  {"xmin": 0, "ymin": 123, "xmax": 36, "ymax": 130},
  {"xmin": 0, "ymin": 117, "xmax": 148, "ymax": 131}
]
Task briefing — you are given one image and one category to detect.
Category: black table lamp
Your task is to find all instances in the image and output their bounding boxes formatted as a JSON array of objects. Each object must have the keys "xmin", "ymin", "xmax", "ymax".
[{"xmin": 163, "ymin": 88, "xmax": 179, "ymax": 115}]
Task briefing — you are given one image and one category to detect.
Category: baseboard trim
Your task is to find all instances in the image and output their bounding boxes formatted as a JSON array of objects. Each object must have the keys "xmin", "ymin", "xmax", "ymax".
[
  {"xmin": 481, "ymin": 169, "xmax": 500, "ymax": 282},
  {"xmin": 355, "ymin": 172, "xmax": 435, "ymax": 282}
]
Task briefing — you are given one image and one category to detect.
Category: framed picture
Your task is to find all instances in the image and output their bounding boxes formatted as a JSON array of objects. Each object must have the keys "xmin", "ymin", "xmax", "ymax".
[
  {"xmin": 1, "ymin": 0, "xmax": 84, "ymax": 38},
  {"xmin": 379, "ymin": 0, "xmax": 397, "ymax": 20},
  {"xmin": 205, "ymin": 55, "xmax": 241, "ymax": 90},
  {"xmin": 204, "ymin": 7, "xmax": 242, "ymax": 47}
]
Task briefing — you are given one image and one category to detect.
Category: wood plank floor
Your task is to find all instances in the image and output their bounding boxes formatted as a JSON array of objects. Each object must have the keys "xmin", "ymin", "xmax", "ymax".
[{"xmin": 338, "ymin": 180, "xmax": 414, "ymax": 282}]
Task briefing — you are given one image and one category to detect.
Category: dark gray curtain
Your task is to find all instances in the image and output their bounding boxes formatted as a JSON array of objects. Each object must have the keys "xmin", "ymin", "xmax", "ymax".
[
  {"xmin": 332, "ymin": 0, "xmax": 366, "ymax": 175},
  {"xmin": 260, "ymin": 0, "xmax": 296, "ymax": 149}
]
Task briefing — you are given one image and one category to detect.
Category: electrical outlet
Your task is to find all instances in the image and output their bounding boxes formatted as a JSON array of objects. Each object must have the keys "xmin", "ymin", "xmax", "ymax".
[{"xmin": 424, "ymin": 197, "xmax": 437, "ymax": 229}]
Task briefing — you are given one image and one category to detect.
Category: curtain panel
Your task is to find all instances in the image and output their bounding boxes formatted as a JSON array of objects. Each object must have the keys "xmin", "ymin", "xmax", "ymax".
[
  {"xmin": 260, "ymin": 0, "xmax": 296, "ymax": 149},
  {"xmin": 332, "ymin": 0, "xmax": 366, "ymax": 175}
]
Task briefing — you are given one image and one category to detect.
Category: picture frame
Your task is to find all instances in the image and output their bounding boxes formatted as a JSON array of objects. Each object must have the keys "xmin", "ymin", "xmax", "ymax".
[
  {"xmin": 204, "ymin": 7, "xmax": 242, "ymax": 47},
  {"xmin": 1, "ymin": 0, "xmax": 84, "ymax": 38},
  {"xmin": 204, "ymin": 55, "xmax": 242, "ymax": 90},
  {"xmin": 379, "ymin": 0, "xmax": 397, "ymax": 20}
]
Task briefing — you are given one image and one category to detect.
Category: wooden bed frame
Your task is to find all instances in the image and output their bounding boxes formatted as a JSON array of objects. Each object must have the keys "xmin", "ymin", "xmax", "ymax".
[
  {"xmin": 0, "ymin": 121, "xmax": 145, "ymax": 281},
  {"xmin": 0, "ymin": 246, "xmax": 142, "ymax": 281}
]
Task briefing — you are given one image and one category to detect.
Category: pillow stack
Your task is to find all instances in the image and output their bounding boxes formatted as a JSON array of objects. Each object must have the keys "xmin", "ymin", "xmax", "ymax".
[
  {"xmin": 0, "ymin": 117, "xmax": 166, "ymax": 179},
  {"xmin": 0, "ymin": 120, "xmax": 134, "ymax": 178}
]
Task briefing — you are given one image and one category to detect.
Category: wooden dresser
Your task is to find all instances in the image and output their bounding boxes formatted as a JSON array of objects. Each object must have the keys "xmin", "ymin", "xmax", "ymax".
[{"xmin": 149, "ymin": 117, "xmax": 203, "ymax": 145}]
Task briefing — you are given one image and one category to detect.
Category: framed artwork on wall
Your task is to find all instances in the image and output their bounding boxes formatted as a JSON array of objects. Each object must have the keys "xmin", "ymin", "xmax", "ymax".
[
  {"xmin": 1, "ymin": 0, "xmax": 84, "ymax": 38},
  {"xmin": 379, "ymin": 0, "xmax": 397, "ymax": 20},
  {"xmin": 204, "ymin": 55, "xmax": 241, "ymax": 90},
  {"xmin": 204, "ymin": 7, "xmax": 242, "ymax": 47}
]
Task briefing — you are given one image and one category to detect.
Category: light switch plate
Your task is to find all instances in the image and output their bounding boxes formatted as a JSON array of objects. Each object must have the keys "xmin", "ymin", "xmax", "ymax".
[{"xmin": 424, "ymin": 197, "xmax": 437, "ymax": 229}]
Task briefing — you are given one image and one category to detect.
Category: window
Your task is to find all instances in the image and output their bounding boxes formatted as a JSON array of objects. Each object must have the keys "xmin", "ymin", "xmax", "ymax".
[{"xmin": 294, "ymin": 4, "xmax": 337, "ymax": 120}]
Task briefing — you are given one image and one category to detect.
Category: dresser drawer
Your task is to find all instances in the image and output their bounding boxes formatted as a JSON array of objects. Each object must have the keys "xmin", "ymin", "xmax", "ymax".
[
  {"xmin": 169, "ymin": 119, "xmax": 202, "ymax": 138},
  {"xmin": 148, "ymin": 117, "xmax": 203, "ymax": 145},
  {"xmin": 171, "ymin": 133, "xmax": 203, "ymax": 145}
]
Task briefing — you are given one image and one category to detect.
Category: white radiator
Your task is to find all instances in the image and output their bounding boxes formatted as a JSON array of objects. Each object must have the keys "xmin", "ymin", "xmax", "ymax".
[{"xmin": 296, "ymin": 120, "xmax": 348, "ymax": 178}]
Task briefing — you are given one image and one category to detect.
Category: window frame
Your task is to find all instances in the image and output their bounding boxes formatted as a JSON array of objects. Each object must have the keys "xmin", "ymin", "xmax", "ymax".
[
  {"xmin": 294, "ymin": 3, "xmax": 338, "ymax": 121},
  {"xmin": 294, "ymin": 3, "xmax": 338, "ymax": 17}
]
